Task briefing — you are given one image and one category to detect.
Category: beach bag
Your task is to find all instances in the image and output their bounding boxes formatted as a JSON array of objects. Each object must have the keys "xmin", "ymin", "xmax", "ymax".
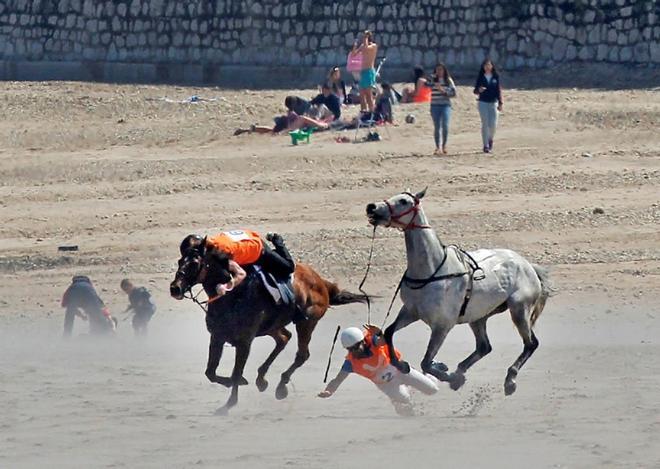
[{"xmin": 346, "ymin": 51, "xmax": 363, "ymax": 73}]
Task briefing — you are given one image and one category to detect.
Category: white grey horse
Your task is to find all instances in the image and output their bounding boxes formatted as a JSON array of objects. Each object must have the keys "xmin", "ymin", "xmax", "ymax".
[{"xmin": 365, "ymin": 189, "xmax": 554, "ymax": 395}]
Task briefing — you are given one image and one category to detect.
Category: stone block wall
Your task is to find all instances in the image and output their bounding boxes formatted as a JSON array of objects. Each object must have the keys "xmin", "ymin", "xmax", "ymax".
[{"xmin": 0, "ymin": 0, "xmax": 658, "ymax": 84}]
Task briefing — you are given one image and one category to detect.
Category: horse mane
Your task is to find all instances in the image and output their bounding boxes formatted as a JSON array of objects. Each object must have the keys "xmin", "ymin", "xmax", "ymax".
[
  {"xmin": 201, "ymin": 248, "xmax": 231, "ymax": 296},
  {"xmin": 205, "ymin": 247, "xmax": 230, "ymax": 267}
]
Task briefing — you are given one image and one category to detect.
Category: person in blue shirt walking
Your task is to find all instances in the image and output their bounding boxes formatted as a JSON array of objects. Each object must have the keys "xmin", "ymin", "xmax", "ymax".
[{"xmin": 473, "ymin": 58, "xmax": 503, "ymax": 153}]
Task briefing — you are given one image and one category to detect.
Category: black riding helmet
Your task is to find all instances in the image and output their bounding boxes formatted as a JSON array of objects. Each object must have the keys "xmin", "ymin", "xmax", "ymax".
[{"xmin": 179, "ymin": 234, "xmax": 205, "ymax": 256}]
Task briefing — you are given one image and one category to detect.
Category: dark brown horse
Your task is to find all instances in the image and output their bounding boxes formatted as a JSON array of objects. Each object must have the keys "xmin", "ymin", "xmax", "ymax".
[{"xmin": 170, "ymin": 247, "xmax": 366, "ymax": 414}]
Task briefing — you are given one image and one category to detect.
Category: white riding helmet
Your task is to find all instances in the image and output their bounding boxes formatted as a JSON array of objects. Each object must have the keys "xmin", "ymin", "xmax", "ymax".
[{"xmin": 340, "ymin": 327, "xmax": 364, "ymax": 349}]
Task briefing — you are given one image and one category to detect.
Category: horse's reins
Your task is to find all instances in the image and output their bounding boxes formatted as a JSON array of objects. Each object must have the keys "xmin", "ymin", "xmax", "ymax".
[
  {"xmin": 183, "ymin": 286, "xmax": 210, "ymax": 314},
  {"xmin": 357, "ymin": 225, "xmax": 377, "ymax": 325}
]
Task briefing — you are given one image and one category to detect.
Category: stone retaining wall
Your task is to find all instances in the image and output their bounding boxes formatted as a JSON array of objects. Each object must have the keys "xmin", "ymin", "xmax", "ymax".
[{"xmin": 0, "ymin": 0, "xmax": 657, "ymax": 85}]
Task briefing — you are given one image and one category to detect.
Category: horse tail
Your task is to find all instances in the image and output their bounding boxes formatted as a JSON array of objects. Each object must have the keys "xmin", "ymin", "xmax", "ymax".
[
  {"xmin": 325, "ymin": 280, "xmax": 369, "ymax": 306},
  {"xmin": 530, "ymin": 264, "xmax": 557, "ymax": 327}
]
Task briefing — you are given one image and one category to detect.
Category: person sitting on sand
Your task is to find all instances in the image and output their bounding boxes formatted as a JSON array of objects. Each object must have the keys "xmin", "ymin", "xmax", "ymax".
[
  {"xmin": 310, "ymin": 83, "xmax": 342, "ymax": 121},
  {"xmin": 401, "ymin": 66, "xmax": 432, "ymax": 103},
  {"xmin": 327, "ymin": 66, "xmax": 348, "ymax": 104},
  {"xmin": 374, "ymin": 83, "xmax": 395, "ymax": 123},
  {"xmin": 318, "ymin": 325, "xmax": 438, "ymax": 416}
]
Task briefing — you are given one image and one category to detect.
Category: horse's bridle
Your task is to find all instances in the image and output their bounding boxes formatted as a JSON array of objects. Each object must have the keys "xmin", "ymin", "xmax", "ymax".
[
  {"xmin": 178, "ymin": 248, "xmax": 234, "ymax": 310},
  {"xmin": 383, "ymin": 192, "xmax": 431, "ymax": 230},
  {"xmin": 177, "ymin": 250, "xmax": 216, "ymax": 312}
]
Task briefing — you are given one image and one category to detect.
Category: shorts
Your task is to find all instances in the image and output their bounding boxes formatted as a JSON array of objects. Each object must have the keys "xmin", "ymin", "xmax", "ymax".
[{"xmin": 359, "ymin": 68, "xmax": 376, "ymax": 89}]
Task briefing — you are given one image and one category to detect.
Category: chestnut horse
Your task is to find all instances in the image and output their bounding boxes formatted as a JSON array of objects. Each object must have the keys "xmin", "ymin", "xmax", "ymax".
[{"xmin": 170, "ymin": 247, "xmax": 366, "ymax": 414}]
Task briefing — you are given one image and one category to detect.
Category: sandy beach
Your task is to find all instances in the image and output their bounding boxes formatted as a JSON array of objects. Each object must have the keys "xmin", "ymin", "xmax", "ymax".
[{"xmin": 1, "ymin": 74, "xmax": 659, "ymax": 468}]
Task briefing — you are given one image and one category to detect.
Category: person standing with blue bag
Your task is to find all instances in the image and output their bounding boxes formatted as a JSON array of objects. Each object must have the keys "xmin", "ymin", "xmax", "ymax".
[
  {"xmin": 473, "ymin": 58, "xmax": 503, "ymax": 153},
  {"xmin": 428, "ymin": 63, "xmax": 457, "ymax": 155}
]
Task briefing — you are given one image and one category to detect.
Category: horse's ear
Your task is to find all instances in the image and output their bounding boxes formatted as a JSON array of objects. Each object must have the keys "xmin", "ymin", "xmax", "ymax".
[
  {"xmin": 415, "ymin": 187, "xmax": 428, "ymax": 200},
  {"xmin": 200, "ymin": 236, "xmax": 208, "ymax": 255}
]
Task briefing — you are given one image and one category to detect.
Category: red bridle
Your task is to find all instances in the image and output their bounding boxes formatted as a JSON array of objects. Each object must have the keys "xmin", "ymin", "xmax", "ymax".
[{"xmin": 383, "ymin": 193, "xmax": 431, "ymax": 230}]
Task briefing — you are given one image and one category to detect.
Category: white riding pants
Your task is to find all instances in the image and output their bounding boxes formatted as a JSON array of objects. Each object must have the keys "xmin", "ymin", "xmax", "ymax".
[{"xmin": 375, "ymin": 368, "xmax": 439, "ymax": 404}]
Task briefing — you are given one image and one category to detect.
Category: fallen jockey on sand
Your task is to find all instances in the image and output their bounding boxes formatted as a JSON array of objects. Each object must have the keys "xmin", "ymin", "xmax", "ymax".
[{"xmin": 319, "ymin": 325, "xmax": 438, "ymax": 416}]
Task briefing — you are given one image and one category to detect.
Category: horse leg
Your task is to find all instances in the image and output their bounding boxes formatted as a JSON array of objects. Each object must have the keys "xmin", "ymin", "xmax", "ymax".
[
  {"xmin": 449, "ymin": 317, "xmax": 492, "ymax": 391},
  {"xmin": 384, "ymin": 306, "xmax": 420, "ymax": 374},
  {"xmin": 504, "ymin": 303, "xmax": 539, "ymax": 396},
  {"xmin": 256, "ymin": 327, "xmax": 292, "ymax": 392},
  {"xmin": 276, "ymin": 318, "xmax": 318, "ymax": 400},
  {"xmin": 205, "ymin": 333, "xmax": 236, "ymax": 387},
  {"xmin": 216, "ymin": 340, "xmax": 252, "ymax": 414},
  {"xmin": 420, "ymin": 325, "xmax": 452, "ymax": 382}
]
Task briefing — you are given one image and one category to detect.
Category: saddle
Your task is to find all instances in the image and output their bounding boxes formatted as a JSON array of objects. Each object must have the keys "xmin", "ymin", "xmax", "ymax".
[{"xmin": 252, "ymin": 265, "xmax": 295, "ymax": 306}]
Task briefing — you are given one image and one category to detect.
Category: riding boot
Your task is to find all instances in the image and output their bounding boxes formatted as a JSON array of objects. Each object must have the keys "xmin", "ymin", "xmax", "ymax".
[
  {"xmin": 263, "ymin": 233, "xmax": 295, "ymax": 277},
  {"xmin": 267, "ymin": 233, "xmax": 295, "ymax": 267}
]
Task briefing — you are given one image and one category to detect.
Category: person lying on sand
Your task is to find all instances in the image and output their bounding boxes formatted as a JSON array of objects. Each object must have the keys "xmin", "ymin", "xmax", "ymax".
[
  {"xmin": 318, "ymin": 325, "xmax": 438, "ymax": 416},
  {"xmin": 233, "ymin": 111, "xmax": 329, "ymax": 136}
]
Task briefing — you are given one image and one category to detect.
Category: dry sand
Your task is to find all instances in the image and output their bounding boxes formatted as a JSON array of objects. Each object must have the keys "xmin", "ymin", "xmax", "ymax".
[{"xmin": 1, "ymin": 73, "xmax": 659, "ymax": 468}]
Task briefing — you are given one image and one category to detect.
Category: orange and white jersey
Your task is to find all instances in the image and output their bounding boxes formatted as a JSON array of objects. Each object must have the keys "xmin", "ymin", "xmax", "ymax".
[
  {"xmin": 343, "ymin": 330, "xmax": 402, "ymax": 384},
  {"xmin": 206, "ymin": 230, "xmax": 264, "ymax": 265}
]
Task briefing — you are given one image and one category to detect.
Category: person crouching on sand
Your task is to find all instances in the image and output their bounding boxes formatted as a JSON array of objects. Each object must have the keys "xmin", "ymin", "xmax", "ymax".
[{"xmin": 318, "ymin": 325, "xmax": 438, "ymax": 416}]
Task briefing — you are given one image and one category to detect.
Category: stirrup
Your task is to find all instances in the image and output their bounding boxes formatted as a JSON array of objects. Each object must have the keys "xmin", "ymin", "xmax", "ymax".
[{"xmin": 473, "ymin": 268, "xmax": 485, "ymax": 281}]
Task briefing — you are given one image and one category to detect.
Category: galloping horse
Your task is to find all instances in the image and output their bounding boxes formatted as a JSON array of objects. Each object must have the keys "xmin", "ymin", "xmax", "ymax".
[
  {"xmin": 170, "ymin": 246, "xmax": 366, "ymax": 413},
  {"xmin": 366, "ymin": 188, "xmax": 554, "ymax": 395}
]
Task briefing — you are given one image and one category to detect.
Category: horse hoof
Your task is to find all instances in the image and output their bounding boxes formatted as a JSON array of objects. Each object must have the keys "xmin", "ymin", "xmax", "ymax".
[
  {"xmin": 238, "ymin": 376, "xmax": 249, "ymax": 386},
  {"xmin": 256, "ymin": 377, "xmax": 269, "ymax": 392},
  {"xmin": 396, "ymin": 361, "xmax": 411, "ymax": 374},
  {"xmin": 275, "ymin": 382, "xmax": 289, "ymax": 400},
  {"xmin": 433, "ymin": 361, "xmax": 448, "ymax": 372},
  {"xmin": 449, "ymin": 372, "xmax": 466, "ymax": 391},
  {"xmin": 504, "ymin": 380, "xmax": 517, "ymax": 396},
  {"xmin": 215, "ymin": 376, "xmax": 232, "ymax": 388},
  {"xmin": 425, "ymin": 362, "xmax": 450, "ymax": 381}
]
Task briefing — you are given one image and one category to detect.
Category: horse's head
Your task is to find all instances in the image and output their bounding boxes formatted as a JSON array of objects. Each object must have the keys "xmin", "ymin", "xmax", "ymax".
[
  {"xmin": 170, "ymin": 247, "xmax": 205, "ymax": 300},
  {"xmin": 170, "ymin": 243, "xmax": 233, "ymax": 300},
  {"xmin": 366, "ymin": 188, "xmax": 427, "ymax": 230}
]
